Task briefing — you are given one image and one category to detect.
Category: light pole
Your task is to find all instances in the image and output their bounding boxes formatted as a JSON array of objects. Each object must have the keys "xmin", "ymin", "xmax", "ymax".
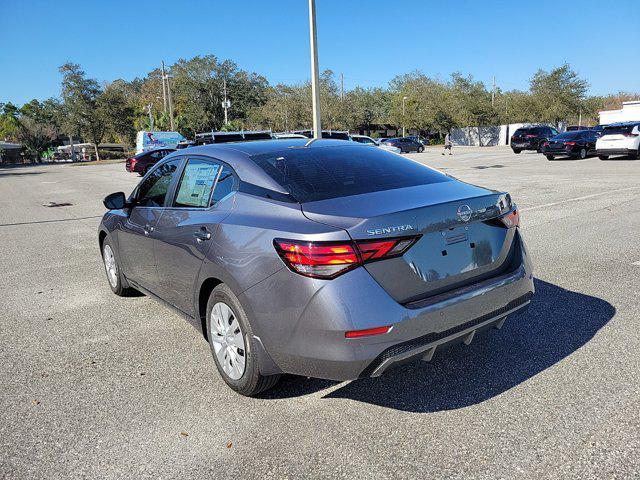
[
  {"xmin": 308, "ymin": 0, "xmax": 322, "ymax": 139},
  {"xmin": 402, "ymin": 96, "xmax": 408, "ymax": 137}
]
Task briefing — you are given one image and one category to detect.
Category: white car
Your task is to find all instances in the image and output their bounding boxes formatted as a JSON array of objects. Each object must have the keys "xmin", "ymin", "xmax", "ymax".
[
  {"xmin": 596, "ymin": 122, "xmax": 640, "ymax": 159},
  {"xmin": 350, "ymin": 134, "xmax": 401, "ymax": 154}
]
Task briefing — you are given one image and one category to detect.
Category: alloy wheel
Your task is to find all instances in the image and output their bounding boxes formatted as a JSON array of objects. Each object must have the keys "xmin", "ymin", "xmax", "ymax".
[
  {"xmin": 103, "ymin": 244, "xmax": 118, "ymax": 288},
  {"xmin": 210, "ymin": 302, "xmax": 246, "ymax": 380},
  {"xmin": 580, "ymin": 148, "xmax": 587, "ymax": 159}
]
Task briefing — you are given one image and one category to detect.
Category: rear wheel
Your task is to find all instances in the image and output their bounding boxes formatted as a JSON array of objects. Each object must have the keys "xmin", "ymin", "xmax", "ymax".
[
  {"xmin": 417, "ymin": 146, "xmax": 424, "ymax": 153},
  {"xmin": 546, "ymin": 155, "xmax": 554, "ymax": 160},
  {"xmin": 631, "ymin": 149, "xmax": 640, "ymax": 160},
  {"xmin": 537, "ymin": 140, "xmax": 546, "ymax": 153},
  {"xmin": 512, "ymin": 149, "xmax": 521, "ymax": 154},
  {"xmin": 579, "ymin": 147, "xmax": 587, "ymax": 159},
  {"xmin": 598, "ymin": 154, "xmax": 609, "ymax": 160},
  {"xmin": 206, "ymin": 284, "xmax": 280, "ymax": 396}
]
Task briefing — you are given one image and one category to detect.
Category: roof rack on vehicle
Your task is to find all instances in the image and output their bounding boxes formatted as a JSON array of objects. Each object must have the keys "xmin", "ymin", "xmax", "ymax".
[
  {"xmin": 292, "ymin": 130, "xmax": 351, "ymax": 140},
  {"xmin": 194, "ymin": 130, "xmax": 273, "ymax": 145}
]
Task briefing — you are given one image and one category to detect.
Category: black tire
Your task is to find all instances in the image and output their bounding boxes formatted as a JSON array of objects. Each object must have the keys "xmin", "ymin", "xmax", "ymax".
[
  {"xmin": 417, "ymin": 146, "xmax": 424, "ymax": 153},
  {"xmin": 206, "ymin": 284, "xmax": 280, "ymax": 396},
  {"xmin": 631, "ymin": 149, "xmax": 640, "ymax": 160},
  {"xmin": 101, "ymin": 236, "xmax": 135, "ymax": 296},
  {"xmin": 512, "ymin": 149, "xmax": 521, "ymax": 154},
  {"xmin": 546, "ymin": 155, "xmax": 554, "ymax": 160},
  {"xmin": 537, "ymin": 140, "xmax": 546, "ymax": 153},
  {"xmin": 598, "ymin": 154, "xmax": 609, "ymax": 160},
  {"xmin": 578, "ymin": 148, "xmax": 587, "ymax": 159}
]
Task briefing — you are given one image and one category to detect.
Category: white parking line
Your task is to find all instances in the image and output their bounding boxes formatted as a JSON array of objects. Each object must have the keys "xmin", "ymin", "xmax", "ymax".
[{"xmin": 520, "ymin": 186, "xmax": 640, "ymax": 212}]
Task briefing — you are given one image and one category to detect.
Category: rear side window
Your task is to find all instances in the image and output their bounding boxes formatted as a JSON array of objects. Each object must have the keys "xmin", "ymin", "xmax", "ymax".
[
  {"xmin": 211, "ymin": 165, "xmax": 235, "ymax": 205},
  {"xmin": 174, "ymin": 158, "xmax": 220, "ymax": 208},
  {"xmin": 136, "ymin": 159, "xmax": 181, "ymax": 207},
  {"xmin": 250, "ymin": 145, "xmax": 451, "ymax": 203}
]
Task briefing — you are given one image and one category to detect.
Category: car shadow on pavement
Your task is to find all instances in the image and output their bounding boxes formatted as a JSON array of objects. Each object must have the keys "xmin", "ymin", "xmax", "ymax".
[{"xmin": 263, "ymin": 279, "xmax": 615, "ymax": 412}]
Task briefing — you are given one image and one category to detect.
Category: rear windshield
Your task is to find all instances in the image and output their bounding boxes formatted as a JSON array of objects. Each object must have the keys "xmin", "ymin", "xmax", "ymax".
[
  {"xmin": 603, "ymin": 124, "xmax": 637, "ymax": 135},
  {"xmin": 250, "ymin": 145, "xmax": 451, "ymax": 203},
  {"xmin": 514, "ymin": 128, "xmax": 540, "ymax": 135},
  {"xmin": 554, "ymin": 132, "xmax": 580, "ymax": 140}
]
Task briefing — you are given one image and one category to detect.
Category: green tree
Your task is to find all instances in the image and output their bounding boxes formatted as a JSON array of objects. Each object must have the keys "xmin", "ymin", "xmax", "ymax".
[
  {"xmin": 0, "ymin": 103, "xmax": 20, "ymax": 141},
  {"xmin": 59, "ymin": 63, "xmax": 106, "ymax": 157},
  {"xmin": 16, "ymin": 100, "xmax": 59, "ymax": 161},
  {"xmin": 529, "ymin": 64, "xmax": 588, "ymax": 127}
]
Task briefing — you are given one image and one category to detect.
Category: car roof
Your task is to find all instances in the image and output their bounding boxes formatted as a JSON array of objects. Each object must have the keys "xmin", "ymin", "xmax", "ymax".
[{"xmin": 164, "ymin": 138, "xmax": 361, "ymax": 194}]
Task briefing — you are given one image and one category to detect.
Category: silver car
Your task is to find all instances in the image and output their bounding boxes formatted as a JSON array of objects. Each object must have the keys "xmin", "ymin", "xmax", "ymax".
[{"xmin": 99, "ymin": 139, "xmax": 534, "ymax": 396}]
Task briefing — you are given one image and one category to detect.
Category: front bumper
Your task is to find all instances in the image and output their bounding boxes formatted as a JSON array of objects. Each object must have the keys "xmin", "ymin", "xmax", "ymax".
[{"xmin": 241, "ymin": 232, "xmax": 535, "ymax": 381}]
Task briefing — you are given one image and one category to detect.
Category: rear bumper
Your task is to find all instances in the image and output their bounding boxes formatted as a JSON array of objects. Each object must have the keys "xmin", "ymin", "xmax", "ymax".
[
  {"xmin": 596, "ymin": 148, "xmax": 637, "ymax": 156},
  {"xmin": 241, "ymin": 231, "xmax": 535, "ymax": 381}
]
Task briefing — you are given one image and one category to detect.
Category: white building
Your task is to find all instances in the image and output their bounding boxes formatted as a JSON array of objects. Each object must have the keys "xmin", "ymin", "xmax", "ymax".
[{"xmin": 599, "ymin": 100, "xmax": 640, "ymax": 125}]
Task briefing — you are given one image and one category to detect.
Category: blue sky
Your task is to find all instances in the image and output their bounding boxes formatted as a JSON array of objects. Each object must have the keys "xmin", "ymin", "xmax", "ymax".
[{"xmin": 1, "ymin": 0, "xmax": 638, "ymax": 106}]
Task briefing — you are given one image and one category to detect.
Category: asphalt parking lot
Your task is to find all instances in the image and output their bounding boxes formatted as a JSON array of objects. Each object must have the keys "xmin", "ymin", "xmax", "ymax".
[{"xmin": 1, "ymin": 146, "xmax": 639, "ymax": 479}]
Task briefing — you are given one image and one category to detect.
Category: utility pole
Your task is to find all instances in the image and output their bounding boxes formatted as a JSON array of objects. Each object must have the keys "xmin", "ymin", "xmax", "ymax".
[
  {"xmin": 491, "ymin": 76, "xmax": 495, "ymax": 107},
  {"xmin": 165, "ymin": 73, "xmax": 175, "ymax": 131},
  {"xmin": 340, "ymin": 73, "xmax": 344, "ymax": 102},
  {"xmin": 578, "ymin": 106, "xmax": 582, "ymax": 127},
  {"xmin": 161, "ymin": 61, "xmax": 168, "ymax": 114},
  {"xmin": 146, "ymin": 103, "xmax": 154, "ymax": 130},
  {"xmin": 402, "ymin": 96, "xmax": 408, "ymax": 137},
  {"xmin": 308, "ymin": 0, "xmax": 322, "ymax": 139},
  {"xmin": 223, "ymin": 77, "xmax": 229, "ymax": 125}
]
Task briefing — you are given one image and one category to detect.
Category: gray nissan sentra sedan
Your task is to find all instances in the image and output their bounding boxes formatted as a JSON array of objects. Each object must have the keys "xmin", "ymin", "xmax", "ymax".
[{"xmin": 99, "ymin": 139, "xmax": 534, "ymax": 396}]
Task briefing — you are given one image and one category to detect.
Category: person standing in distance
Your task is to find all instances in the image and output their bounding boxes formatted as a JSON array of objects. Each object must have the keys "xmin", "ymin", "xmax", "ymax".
[{"xmin": 442, "ymin": 132, "xmax": 453, "ymax": 155}]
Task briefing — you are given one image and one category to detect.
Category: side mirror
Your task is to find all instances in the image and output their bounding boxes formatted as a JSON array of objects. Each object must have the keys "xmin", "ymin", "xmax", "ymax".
[{"xmin": 103, "ymin": 192, "xmax": 127, "ymax": 210}]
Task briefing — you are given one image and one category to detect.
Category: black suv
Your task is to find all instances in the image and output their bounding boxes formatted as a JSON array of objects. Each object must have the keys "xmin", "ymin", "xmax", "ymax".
[{"xmin": 511, "ymin": 126, "xmax": 559, "ymax": 153}]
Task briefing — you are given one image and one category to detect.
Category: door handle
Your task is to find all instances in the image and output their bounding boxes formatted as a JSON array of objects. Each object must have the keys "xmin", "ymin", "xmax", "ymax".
[
  {"xmin": 144, "ymin": 224, "xmax": 154, "ymax": 235},
  {"xmin": 194, "ymin": 227, "xmax": 211, "ymax": 242}
]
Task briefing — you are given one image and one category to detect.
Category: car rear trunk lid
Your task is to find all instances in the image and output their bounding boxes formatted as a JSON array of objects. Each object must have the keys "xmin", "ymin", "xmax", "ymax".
[{"xmin": 301, "ymin": 182, "xmax": 517, "ymax": 304}]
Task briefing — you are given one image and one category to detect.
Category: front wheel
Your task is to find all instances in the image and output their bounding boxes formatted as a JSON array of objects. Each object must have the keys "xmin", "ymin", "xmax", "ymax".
[
  {"xmin": 206, "ymin": 284, "xmax": 280, "ymax": 396},
  {"xmin": 546, "ymin": 155, "xmax": 554, "ymax": 160},
  {"xmin": 102, "ymin": 237, "xmax": 135, "ymax": 296},
  {"xmin": 598, "ymin": 154, "xmax": 609, "ymax": 160},
  {"xmin": 512, "ymin": 149, "xmax": 521, "ymax": 154},
  {"xmin": 417, "ymin": 146, "xmax": 424, "ymax": 153}
]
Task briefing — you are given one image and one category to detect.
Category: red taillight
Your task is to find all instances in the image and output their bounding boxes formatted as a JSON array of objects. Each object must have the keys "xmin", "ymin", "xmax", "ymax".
[
  {"xmin": 274, "ymin": 236, "xmax": 419, "ymax": 279},
  {"xmin": 502, "ymin": 209, "xmax": 520, "ymax": 228},
  {"xmin": 564, "ymin": 141, "xmax": 576, "ymax": 146},
  {"xmin": 525, "ymin": 134, "xmax": 537, "ymax": 138},
  {"xmin": 345, "ymin": 325, "xmax": 392, "ymax": 338}
]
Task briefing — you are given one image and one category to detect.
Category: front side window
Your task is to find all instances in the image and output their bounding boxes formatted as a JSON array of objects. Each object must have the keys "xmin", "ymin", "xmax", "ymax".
[
  {"xmin": 136, "ymin": 159, "xmax": 181, "ymax": 207},
  {"xmin": 174, "ymin": 158, "xmax": 220, "ymax": 208}
]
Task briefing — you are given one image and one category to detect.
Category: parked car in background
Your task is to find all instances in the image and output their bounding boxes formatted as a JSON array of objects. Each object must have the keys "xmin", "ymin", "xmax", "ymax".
[
  {"xmin": 99, "ymin": 139, "xmax": 533, "ymax": 396},
  {"xmin": 125, "ymin": 148, "xmax": 176, "ymax": 175},
  {"xmin": 542, "ymin": 130, "xmax": 599, "ymax": 160},
  {"xmin": 596, "ymin": 122, "xmax": 640, "ymax": 159},
  {"xmin": 350, "ymin": 134, "xmax": 401, "ymax": 153},
  {"xmin": 566, "ymin": 125, "xmax": 590, "ymax": 131},
  {"xmin": 406, "ymin": 135, "xmax": 429, "ymax": 146},
  {"xmin": 382, "ymin": 137, "xmax": 425, "ymax": 153},
  {"xmin": 511, "ymin": 126, "xmax": 559, "ymax": 153}
]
